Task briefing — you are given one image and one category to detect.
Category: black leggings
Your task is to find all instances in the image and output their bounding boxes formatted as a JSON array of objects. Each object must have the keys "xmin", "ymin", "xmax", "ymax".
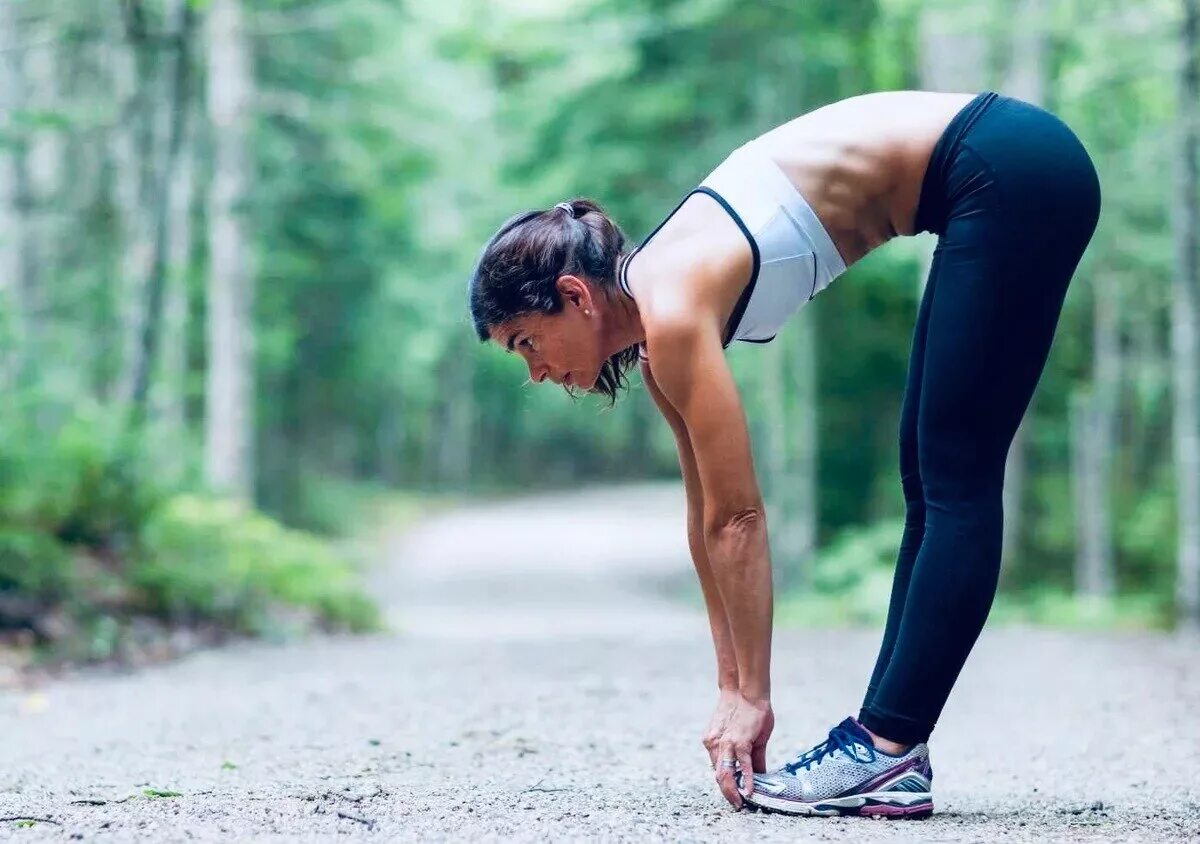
[{"xmin": 857, "ymin": 93, "xmax": 1101, "ymax": 745}]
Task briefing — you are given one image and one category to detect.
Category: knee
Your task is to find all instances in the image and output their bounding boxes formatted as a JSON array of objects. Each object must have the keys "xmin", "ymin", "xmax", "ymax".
[
  {"xmin": 900, "ymin": 432, "xmax": 922, "ymax": 508},
  {"xmin": 922, "ymin": 478, "xmax": 1003, "ymax": 524},
  {"xmin": 901, "ymin": 470, "xmax": 924, "ymax": 510},
  {"xmin": 901, "ymin": 471, "xmax": 926, "ymax": 533}
]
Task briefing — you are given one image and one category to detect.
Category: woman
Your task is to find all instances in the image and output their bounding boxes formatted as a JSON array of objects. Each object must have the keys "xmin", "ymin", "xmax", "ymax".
[{"xmin": 467, "ymin": 90, "xmax": 1100, "ymax": 817}]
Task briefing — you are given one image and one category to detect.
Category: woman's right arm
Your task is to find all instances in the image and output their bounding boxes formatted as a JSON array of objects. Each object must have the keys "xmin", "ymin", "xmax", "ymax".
[{"xmin": 641, "ymin": 359, "xmax": 740, "ymax": 693}]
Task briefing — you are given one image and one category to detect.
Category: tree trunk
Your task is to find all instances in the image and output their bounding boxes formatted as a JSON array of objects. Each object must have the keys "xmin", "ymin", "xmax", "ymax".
[
  {"xmin": 131, "ymin": 0, "xmax": 195, "ymax": 423},
  {"xmin": 1071, "ymin": 279, "xmax": 1120, "ymax": 599},
  {"xmin": 21, "ymin": 15, "xmax": 62, "ymax": 372},
  {"xmin": 918, "ymin": 3, "xmax": 990, "ymax": 94},
  {"xmin": 1070, "ymin": 391, "xmax": 1112, "ymax": 597},
  {"xmin": 759, "ymin": 334, "xmax": 789, "ymax": 576},
  {"xmin": 916, "ymin": 3, "xmax": 990, "ymax": 296},
  {"xmin": 434, "ymin": 340, "xmax": 475, "ymax": 488},
  {"xmin": 1001, "ymin": 0, "xmax": 1048, "ymax": 581},
  {"xmin": 787, "ymin": 308, "xmax": 819, "ymax": 588},
  {"xmin": 109, "ymin": 5, "xmax": 156, "ymax": 409},
  {"xmin": 205, "ymin": 0, "xmax": 256, "ymax": 500},
  {"xmin": 0, "ymin": 0, "xmax": 27, "ymax": 386},
  {"xmin": 151, "ymin": 62, "xmax": 197, "ymax": 482},
  {"xmin": 1173, "ymin": 0, "xmax": 1200, "ymax": 630}
]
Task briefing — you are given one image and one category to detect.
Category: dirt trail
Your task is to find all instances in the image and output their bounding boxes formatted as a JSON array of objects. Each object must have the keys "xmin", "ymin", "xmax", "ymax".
[{"xmin": 1, "ymin": 482, "xmax": 1197, "ymax": 842}]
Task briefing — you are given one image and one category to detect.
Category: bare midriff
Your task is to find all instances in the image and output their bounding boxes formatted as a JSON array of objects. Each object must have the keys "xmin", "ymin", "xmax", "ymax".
[
  {"xmin": 623, "ymin": 91, "xmax": 980, "ymax": 344},
  {"xmin": 752, "ymin": 90, "xmax": 977, "ymax": 264}
]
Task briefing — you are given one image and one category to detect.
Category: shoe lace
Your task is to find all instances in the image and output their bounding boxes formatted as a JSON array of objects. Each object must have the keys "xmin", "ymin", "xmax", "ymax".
[{"xmin": 783, "ymin": 724, "xmax": 875, "ymax": 774}]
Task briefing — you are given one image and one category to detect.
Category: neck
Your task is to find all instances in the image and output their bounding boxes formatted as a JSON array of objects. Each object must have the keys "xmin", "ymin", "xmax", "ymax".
[{"xmin": 602, "ymin": 255, "xmax": 645, "ymax": 357}]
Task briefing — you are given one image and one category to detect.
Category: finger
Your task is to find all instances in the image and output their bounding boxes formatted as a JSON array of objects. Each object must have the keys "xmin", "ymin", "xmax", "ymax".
[
  {"xmin": 716, "ymin": 741, "xmax": 742, "ymax": 809},
  {"xmin": 737, "ymin": 746, "xmax": 755, "ymax": 799},
  {"xmin": 751, "ymin": 740, "xmax": 767, "ymax": 774},
  {"xmin": 716, "ymin": 768, "xmax": 741, "ymax": 809},
  {"xmin": 703, "ymin": 734, "xmax": 718, "ymax": 768}
]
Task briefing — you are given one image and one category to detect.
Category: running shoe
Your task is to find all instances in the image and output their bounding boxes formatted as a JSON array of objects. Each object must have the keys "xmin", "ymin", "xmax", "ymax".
[{"xmin": 740, "ymin": 716, "xmax": 933, "ymax": 818}]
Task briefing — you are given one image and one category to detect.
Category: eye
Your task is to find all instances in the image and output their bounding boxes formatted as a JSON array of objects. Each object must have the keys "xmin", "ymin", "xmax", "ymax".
[{"xmin": 522, "ymin": 336, "xmax": 537, "ymax": 353}]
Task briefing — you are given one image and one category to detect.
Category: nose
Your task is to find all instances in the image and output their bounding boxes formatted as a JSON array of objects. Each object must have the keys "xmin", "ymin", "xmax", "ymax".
[{"xmin": 527, "ymin": 363, "xmax": 550, "ymax": 384}]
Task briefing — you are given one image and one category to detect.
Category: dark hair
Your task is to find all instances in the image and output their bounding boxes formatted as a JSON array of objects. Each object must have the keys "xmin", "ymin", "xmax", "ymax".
[{"xmin": 468, "ymin": 198, "xmax": 640, "ymax": 405}]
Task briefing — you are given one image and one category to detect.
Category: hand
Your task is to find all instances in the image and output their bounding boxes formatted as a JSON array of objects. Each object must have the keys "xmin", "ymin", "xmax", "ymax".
[
  {"xmin": 713, "ymin": 695, "xmax": 774, "ymax": 809},
  {"xmin": 702, "ymin": 688, "xmax": 742, "ymax": 769}
]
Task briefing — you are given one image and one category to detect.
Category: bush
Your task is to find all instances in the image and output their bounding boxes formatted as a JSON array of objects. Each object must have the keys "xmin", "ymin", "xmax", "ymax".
[
  {"xmin": 0, "ymin": 403, "xmax": 161, "ymax": 546},
  {"xmin": 0, "ymin": 398, "xmax": 381, "ymax": 660},
  {"xmin": 136, "ymin": 495, "xmax": 379, "ymax": 636},
  {"xmin": 0, "ymin": 529, "xmax": 75, "ymax": 598},
  {"xmin": 776, "ymin": 517, "xmax": 1172, "ymax": 630},
  {"xmin": 990, "ymin": 589, "xmax": 1170, "ymax": 629},
  {"xmin": 776, "ymin": 519, "xmax": 904, "ymax": 626}
]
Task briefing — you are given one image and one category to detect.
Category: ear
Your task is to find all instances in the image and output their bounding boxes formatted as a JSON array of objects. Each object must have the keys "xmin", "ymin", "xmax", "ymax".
[{"xmin": 556, "ymin": 274, "xmax": 591, "ymax": 311}]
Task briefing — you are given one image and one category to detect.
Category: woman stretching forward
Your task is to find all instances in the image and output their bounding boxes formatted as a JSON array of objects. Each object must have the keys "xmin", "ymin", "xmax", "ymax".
[{"xmin": 468, "ymin": 90, "xmax": 1100, "ymax": 816}]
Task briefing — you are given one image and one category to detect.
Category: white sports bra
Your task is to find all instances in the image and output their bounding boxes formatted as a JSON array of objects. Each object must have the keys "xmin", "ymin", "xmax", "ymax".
[{"xmin": 618, "ymin": 140, "xmax": 847, "ymax": 361}]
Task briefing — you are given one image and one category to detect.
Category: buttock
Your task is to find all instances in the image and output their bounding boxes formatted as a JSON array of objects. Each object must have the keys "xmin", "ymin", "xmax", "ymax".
[{"xmin": 916, "ymin": 93, "xmax": 1101, "ymax": 246}]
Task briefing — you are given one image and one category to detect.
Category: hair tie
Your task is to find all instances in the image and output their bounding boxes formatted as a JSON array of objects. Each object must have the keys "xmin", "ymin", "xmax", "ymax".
[{"xmin": 554, "ymin": 202, "xmax": 575, "ymax": 218}]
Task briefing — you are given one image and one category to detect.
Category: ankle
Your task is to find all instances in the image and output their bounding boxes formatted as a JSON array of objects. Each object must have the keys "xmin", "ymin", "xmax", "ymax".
[{"xmin": 864, "ymin": 727, "xmax": 911, "ymax": 756}]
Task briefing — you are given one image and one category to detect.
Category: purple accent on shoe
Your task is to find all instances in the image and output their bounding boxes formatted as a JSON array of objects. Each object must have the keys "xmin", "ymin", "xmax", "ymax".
[
  {"xmin": 859, "ymin": 801, "xmax": 934, "ymax": 817},
  {"xmin": 841, "ymin": 757, "xmax": 924, "ymax": 797},
  {"xmin": 919, "ymin": 757, "xmax": 934, "ymax": 781}
]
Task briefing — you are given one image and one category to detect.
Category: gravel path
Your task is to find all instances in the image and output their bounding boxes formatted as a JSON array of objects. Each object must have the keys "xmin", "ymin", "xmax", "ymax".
[{"xmin": 1, "ymin": 483, "xmax": 1197, "ymax": 842}]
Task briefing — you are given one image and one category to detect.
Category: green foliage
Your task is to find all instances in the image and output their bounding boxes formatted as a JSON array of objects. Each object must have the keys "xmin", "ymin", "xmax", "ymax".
[
  {"xmin": 0, "ymin": 394, "xmax": 378, "ymax": 656},
  {"xmin": 3, "ymin": 0, "xmax": 1191, "ymax": 636},
  {"xmin": 776, "ymin": 520, "xmax": 904, "ymax": 626},
  {"xmin": 777, "ymin": 520, "xmax": 1171, "ymax": 630},
  {"xmin": 0, "ymin": 529, "xmax": 74, "ymax": 598},
  {"xmin": 990, "ymin": 589, "xmax": 1171, "ymax": 630},
  {"xmin": 0, "ymin": 401, "xmax": 160, "ymax": 542},
  {"xmin": 136, "ymin": 495, "xmax": 379, "ymax": 636},
  {"xmin": 815, "ymin": 247, "xmax": 923, "ymax": 537}
]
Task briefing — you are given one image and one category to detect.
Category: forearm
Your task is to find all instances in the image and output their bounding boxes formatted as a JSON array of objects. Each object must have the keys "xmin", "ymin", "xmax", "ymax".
[
  {"xmin": 704, "ymin": 510, "xmax": 773, "ymax": 702},
  {"xmin": 640, "ymin": 356, "xmax": 765, "ymax": 697},
  {"xmin": 686, "ymin": 513, "xmax": 741, "ymax": 691}
]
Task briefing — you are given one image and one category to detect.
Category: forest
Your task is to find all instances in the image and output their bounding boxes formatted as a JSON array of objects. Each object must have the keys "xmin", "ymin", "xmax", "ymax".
[{"xmin": 1, "ymin": 0, "xmax": 1198, "ymax": 660}]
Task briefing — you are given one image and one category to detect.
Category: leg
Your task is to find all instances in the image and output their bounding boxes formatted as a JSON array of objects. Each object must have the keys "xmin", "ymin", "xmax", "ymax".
[
  {"xmin": 859, "ymin": 144, "xmax": 1099, "ymax": 744},
  {"xmin": 861, "ymin": 250, "xmax": 940, "ymax": 711}
]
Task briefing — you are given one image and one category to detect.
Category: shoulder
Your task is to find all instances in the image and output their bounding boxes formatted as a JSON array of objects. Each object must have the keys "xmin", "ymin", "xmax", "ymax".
[
  {"xmin": 640, "ymin": 303, "xmax": 725, "ymax": 382},
  {"xmin": 628, "ymin": 236, "xmax": 732, "ymax": 335}
]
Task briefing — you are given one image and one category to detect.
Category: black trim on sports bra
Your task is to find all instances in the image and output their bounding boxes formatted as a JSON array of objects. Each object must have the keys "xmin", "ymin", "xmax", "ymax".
[
  {"xmin": 618, "ymin": 186, "xmax": 762, "ymax": 351},
  {"xmin": 694, "ymin": 187, "xmax": 762, "ymax": 348}
]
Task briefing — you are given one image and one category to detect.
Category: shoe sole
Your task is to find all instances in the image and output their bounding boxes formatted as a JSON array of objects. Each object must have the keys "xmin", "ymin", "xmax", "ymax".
[{"xmin": 743, "ymin": 790, "xmax": 934, "ymax": 819}]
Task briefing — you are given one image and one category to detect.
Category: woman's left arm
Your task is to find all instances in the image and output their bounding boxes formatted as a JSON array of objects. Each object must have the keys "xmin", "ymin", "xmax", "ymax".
[{"xmin": 646, "ymin": 312, "xmax": 774, "ymax": 807}]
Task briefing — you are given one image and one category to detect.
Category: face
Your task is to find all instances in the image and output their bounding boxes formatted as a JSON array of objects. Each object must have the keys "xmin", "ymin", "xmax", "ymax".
[{"xmin": 489, "ymin": 275, "xmax": 604, "ymax": 391}]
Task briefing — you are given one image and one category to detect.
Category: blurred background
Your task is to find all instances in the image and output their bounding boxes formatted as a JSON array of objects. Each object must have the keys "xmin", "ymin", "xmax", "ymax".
[{"xmin": 1, "ymin": 0, "xmax": 1198, "ymax": 665}]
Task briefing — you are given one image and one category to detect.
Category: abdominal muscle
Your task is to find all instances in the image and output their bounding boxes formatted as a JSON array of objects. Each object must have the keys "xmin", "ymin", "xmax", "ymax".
[{"xmin": 752, "ymin": 90, "xmax": 977, "ymax": 264}]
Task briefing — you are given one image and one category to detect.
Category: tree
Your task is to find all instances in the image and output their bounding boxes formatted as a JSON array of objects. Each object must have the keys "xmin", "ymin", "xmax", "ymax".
[
  {"xmin": 1001, "ymin": 0, "xmax": 1048, "ymax": 583},
  {"xmin": 206, "ymin": 0, "xmax": 255, "ymax": 500},
  {"xmin": 1174, "ymin": 0, "xmax": 1200, "ymax": 629},
  {"xmin": 130, "ymin": 0, "xmax": 196, "ymax": 428},
  {"xmin": 109, "ymin": 0, "xmax": 157, "ymax": 410},
  {"xmin": 0, "ymin": 0, "xmax": 27, "ymax": 386}
]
